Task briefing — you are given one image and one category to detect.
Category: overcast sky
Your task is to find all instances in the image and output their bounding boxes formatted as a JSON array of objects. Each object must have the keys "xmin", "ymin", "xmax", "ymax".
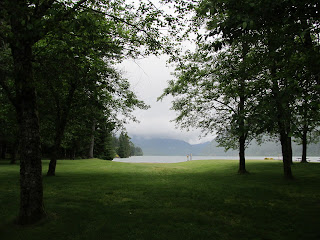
[{"xmin": 118, "ymin": 55, "xmax": 214, "ymax": 144}]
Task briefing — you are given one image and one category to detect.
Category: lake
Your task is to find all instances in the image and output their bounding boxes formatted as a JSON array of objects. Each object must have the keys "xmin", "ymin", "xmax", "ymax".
[{"xmin": 114, "ymin": 155, "xmax": 320, "ymax": 163}]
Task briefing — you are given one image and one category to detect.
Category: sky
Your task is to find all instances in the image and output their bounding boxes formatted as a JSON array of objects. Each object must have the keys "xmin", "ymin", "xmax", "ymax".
[{"xmin": 118, "ymin": 55, "xmax": 214, "ymax": 145}]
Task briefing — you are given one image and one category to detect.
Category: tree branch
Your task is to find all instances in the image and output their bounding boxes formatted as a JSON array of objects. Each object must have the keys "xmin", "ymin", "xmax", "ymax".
[
  {"xmin": 80, "ymin": 6, "xmax": 156, "ymax": 41},
  {"xmin": 34, "ymin": 0, "xmax": 57, "ymax": 19},
  {"xmin": 33, "ymin": 0, "xmax": 90, "ymax": 43},
  {"xmin": 213, "ymin": 99, "xmax": 236, "ymax": 113}
]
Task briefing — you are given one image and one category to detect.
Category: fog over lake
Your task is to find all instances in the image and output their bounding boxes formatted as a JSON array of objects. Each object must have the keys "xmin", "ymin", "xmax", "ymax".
[{"xmin": 114, "ymin": 156, "xmax": 320, "ymax": 163}]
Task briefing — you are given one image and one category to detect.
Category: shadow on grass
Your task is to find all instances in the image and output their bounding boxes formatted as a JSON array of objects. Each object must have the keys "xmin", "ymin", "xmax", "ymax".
[{"xmin": 1, "ymin": 159, "xmax": 320, "ymax": 240}]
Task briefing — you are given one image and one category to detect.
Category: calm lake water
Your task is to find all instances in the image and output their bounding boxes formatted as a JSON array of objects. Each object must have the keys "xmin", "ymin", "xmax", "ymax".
[{"xmin": 114, "ymin": 155, "xmax": 320, "ymax": 163}]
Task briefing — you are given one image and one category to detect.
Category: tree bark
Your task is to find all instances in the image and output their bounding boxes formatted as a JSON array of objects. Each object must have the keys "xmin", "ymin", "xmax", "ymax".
[
  {"xmin": 277, "ymin": 113, "xmax": 293, "ymax": 178},
  {"xmin": 238, "ymin": 134, "xmax": 247, "ymax": 174},
  {"xmin": 289, "ymin": 136, "xmax": 293, "ymax": 164},
  {"xmin": 88, "ymin": 119, "xmax": 96, "ymax": 158},
  {"xmin": 268, "ymin": 43, "xmax": 293, "ymax": 179},
  {"xmin": 17, "ymin": 100, "xmax": 46, "ymax": 224},
  {"xmin": 11, "ymin": 43, "xmax": 46, "ymax": 224},
  {"xmin": 301, "ymin": 127, "xmax": 308, "ymax": 163},
  {"xmin": 47, "ymin": 155, "xmax": 57, "ymax": 176},
  {"xmin": 277, "ymin": 96, "xmax": 293, "ymax": 177},
  {"xmin": 238, "ymin": 88, "xmax": 248, "ymax": 174},
  {"xmin": 238, "ymin": 43, "xmax": 248, "ymax": 174},
  {"xmin": 279, "ymin": 132, "xmax": 293, "ymax": 179}
]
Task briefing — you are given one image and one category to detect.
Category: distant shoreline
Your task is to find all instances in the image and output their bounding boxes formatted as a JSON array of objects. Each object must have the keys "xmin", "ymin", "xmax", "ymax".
[{"xmin": 114, "ymin": 155, "xmax": 320, "ymax": 163}]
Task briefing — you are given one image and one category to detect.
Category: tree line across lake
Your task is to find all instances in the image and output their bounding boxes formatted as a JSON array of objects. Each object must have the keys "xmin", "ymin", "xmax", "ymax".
[
  {"xmin": 0, "ymin": 0, "xmax": 319, "ymax": 226},
  {"xmin": 0, "ymin": 128, "xmax": 143, "ymax": 162}
]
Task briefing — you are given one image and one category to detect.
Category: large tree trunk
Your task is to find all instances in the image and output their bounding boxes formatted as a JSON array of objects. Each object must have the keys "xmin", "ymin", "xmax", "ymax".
[
  {"xmin": 11, "ymin": 43, "xmax": 46, "ymax": 224},
  {"xmin": 17, "ymin": 99, "xmax": 46, "ymax": 224},
  {"xmin": 47, "ymin": 152, "xmax": 58, "ymax": 176},
  {"xmin": 238, "ymin": 135, "xmax": 247, "ymax": 174},
  {"xmin": 279, "ymin": 132, "xmax": 293, "ymax": 178},
  {"xmin": 289, "ymin": 136, "xmax": 293, "ymax": 164},
  {"xmin": 269, "ymin": 48, "xmax": 293, "ymax": 179},
  {"xmin": 237, "ymin": 42, "xmax": 248, "ymax": 174},
  {"xmin": 276, "ymin": 110, "xmax": 293, "ymax": 178},
  {"xmin": 238, "ymin": 90, "xmax": 248, "ymax": 174},
  {"xmin": 88, "ymin": 119, "xmax": 96, "ymax": 158},
  {"xmin": 301, "ymin": 127, "xmax": 308, "ymax": 163},
  {"xmin": 275, "ymin": 87, "xmax": 293, "ymax": 178}
]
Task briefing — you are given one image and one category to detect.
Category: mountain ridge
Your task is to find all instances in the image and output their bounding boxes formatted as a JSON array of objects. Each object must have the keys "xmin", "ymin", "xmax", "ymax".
[
  {"xmin": 130, "ymin": 137, "xmax": 209, "ymax": 156},
  {"xmin": 130, "ymin": 136, "xmax": 320, "ymax": 156}
]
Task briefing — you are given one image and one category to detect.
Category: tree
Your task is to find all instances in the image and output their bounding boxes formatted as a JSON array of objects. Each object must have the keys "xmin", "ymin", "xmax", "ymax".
[
  {"xmin": 134, "ymin": 147, "xmax": 144, "ymax": 156},
  {"xmin": 53, "ymin": 60, "xmax": 149, "ymax": 161},
  {"xmin": 164, "ymin": 0, "xmax": 319, "ymax": 178},
  {"xmin": 0, "ymin": 0, "xmax": 169, "ymax": 224},
  {"xmin": 194, "ymin": 0, "xmax": 298, "ymax": 178},
  {"xmin": 130, "ymin": 142, "xmax": 136, "ymax": 156},
  {"xmin": 129, "ymin": 142, "xmax": 144, "ymax": 156},
  {"xmin": 0, "ymin": 0, "xmax": 64, "ymax": 224},
  {"xmin": 34, "ymin": 9, "xmax": 125, "ymax": 175},
  {"xmin": 293, "ymin": 72, "xmax": 320, "ymax": 163},
  {"xmin": 291, "ymin": 26, "xmax": 320, "ymax": 163},
  {"xmin": 161, "ymin": 41, "xmax": 262, "ymax": 174},
  {"xmin": 101, "ymin": 129, "xmax": 117, "ymax": 160},
  {"xmin": 118, "ymin": 132, "xmax": 131, "ymax": 158},
  {"xmin": 93, "ymin": 121, "xmax": 116, "ymax": 160}
]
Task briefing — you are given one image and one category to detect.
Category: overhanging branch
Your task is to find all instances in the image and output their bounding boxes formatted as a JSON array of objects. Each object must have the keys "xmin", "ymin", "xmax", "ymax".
[{"xmin": 80, "ymin": 6, "xmax": 157, "ymax": 43}]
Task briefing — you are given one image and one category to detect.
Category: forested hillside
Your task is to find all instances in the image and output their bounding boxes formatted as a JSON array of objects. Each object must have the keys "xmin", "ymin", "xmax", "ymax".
[
  {"xmin": 131, "ymin": 137, "xmax": 320, "ymax": 157},
  {"xmin": 130, "ymin": 137, "xmax": 208, "ymax": 156},
  {"xmin": 201, "ymin": 139, "xmax": 320, "ymax": 157}
]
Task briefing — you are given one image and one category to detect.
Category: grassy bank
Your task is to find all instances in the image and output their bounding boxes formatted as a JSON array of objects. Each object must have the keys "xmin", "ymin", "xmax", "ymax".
[{"xmin": 0, "ymin": 159, "xmax": 319, "ymax": 240}]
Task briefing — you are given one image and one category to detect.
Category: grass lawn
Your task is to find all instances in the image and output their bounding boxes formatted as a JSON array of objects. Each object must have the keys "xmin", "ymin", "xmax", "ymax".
[{"xmin": 0, "ymin": 159, "xmax": 319, "ymax": 240}]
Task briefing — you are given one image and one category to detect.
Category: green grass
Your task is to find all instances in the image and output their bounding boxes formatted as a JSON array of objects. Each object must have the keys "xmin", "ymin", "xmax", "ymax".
[{"xmin": 0, "ymin": 159, "xmax": 319, "ymax": 240}]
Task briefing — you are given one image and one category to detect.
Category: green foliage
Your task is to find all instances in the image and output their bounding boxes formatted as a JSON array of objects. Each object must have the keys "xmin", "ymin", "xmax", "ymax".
[
  {"xmin": 133, "ymin": 146, "xmax": 144, "ymax": 156},
  {"xmin": 32, "ymin": 8, "xmax": 150, "ymax": 160},
  {"xmin": 0, "ymin": 0, "xmax": 175, "ymax": 224},
  {"xmin": 103, "ymin": 132, "xmax": 117, "ymax": 160},
  {"xmin": 0, "ymin": 0, "xmax": 173, "ymax": 162},
  {"xmin": 129, "ymin": 142, "xmax": 144, "ymax": 156},
  {"xmin": 162, "ymin": 0, "xmax": 320, "ymax": 164},
  {"xmin": 118, "ymin": 131, "xmax": 131, "ymax": 158},
  {"xmin": 161, "ymin": 42, "xmax": 263, "ymax": 151},
  {"xmin": 115, "ymin": 132, "xmax": 143, "ymax": 158},
  {"xmin": 97, "ymin": 126, "xmax": 116, "ymax": 160}
]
